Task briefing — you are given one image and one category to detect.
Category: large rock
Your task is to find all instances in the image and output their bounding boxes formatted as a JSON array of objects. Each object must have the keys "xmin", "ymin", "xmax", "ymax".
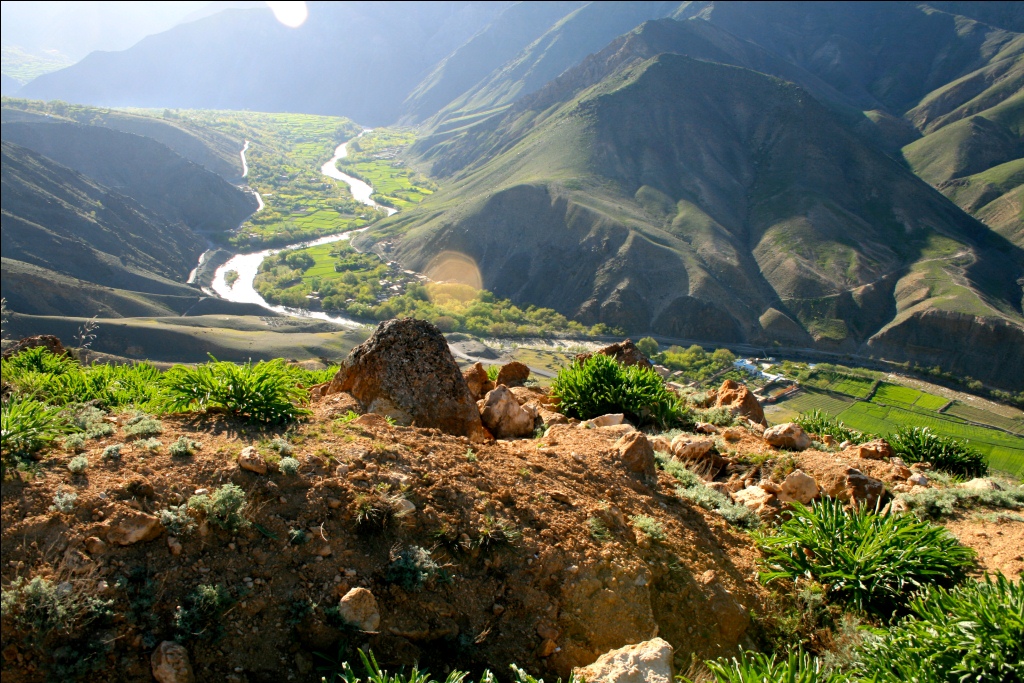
[
  {"xmin": 732, "ymin": 486, "xmax": 781, "ymax": 520},
  {"xmin": 478, "ymin": 386, "xmax": 536, "ymax": 438},
  {"xmin": 820, "ymin": 467, "xmax": 888, "ymax": 509},
  {"xmin": 496, "ymin": 361, "xmax": 530, "ymax": 387},
  {"xmin": 151, "ymin": 641, "xmax": 194, "ymax": 683},
  {"xmin": 337, "ymin": 587, "xmax": 380, "ymax": 631},
  {"xmin": 777, "ymin": 470, "xmax": 819, "ymax": 505},
  {"xmin": 327, "ymin": 319, "xmax": 488, "ymax": 441},
  {"xmin": 237, "ymin": 446, "xmax": 268, "ymax": 474},
  {"xmin": 670, "ymin": 435, "xmax": 714, "ymax": 460},
  {"xmin": 574, "ymin": 638, "xmax": 674, "ymax": 683},
  {"xmin": 856, "ymin": 439, "xmax": 894, "ymax": 461},
  {"xmin": 104, "ymin": 510, "xmax": 163, "ymax": 546},
  {"xmin": 715, "ymin": 379, "xmax": 767, "ymax": 426},
  {"xmin": 614, "ymin": 432, "xmax": 656, "ymax": 480},
  {"xmin": 462, "ymin": 362, "xmax": 494, "ymax": 401},
  {"xmin": 576, "ymin": 340, "xmax": 653, "ymax": 369},
  {"xmin": 763, "ymin": 423, "xmax": 811, "ymax": 450}
]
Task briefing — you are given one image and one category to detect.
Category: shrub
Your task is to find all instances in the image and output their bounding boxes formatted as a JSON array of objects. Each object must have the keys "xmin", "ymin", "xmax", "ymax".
[
  {"xmin": 851, "ymin": 574, "xmax": 1023, "ymax": 683},
  {"xmin": 630, "ymin": 514, "xmax": 666, "ymax": 542},
  {"xmin": 588, "ymin": 517, "xmax": 613, "ymax": 543},
  {"xmin": 353, "ymin": 491, "xmax": 401, "ymax": 531},
  {"xmin": 188, "ymin": 483, "xmax": 248, "ymax": 532},
  {"xmin": 695, "ymin": 406, "xmax": 737, "ymax": 427},
  {"xmin": 0, "ymin": 576, "xmax": 114, "ymax": 679},
  {"xmin": 162, "ymin": 357, "xmax": 311, "ymax": 424},
  {"xmin": 551, "ymin": 353, "xmax": 691, "ymax": 429},
  {"xmin": 174, "ymin": 583, "xmax": 234, "ymax": 642},
  {"xmin": 67, "ymin": 455, "xmax": 88, "ymax": 473},
  {"xmin": 62, "ymin": 433, "xmax": 86, "ymax": 452},
  {"xmin": 101, "ymin": 444, "xmax": 122, "ymax": 461},
  {"xmin": 1, "ymin": 394, "xmax": 70, "ymax": 463},
  {"xmin": 486, "ymin": 364, "xmax": 500, "ymax": 382},
  {"xmin": 135, "ymin": 437, "xmax": 162, "ymax": 452},
  {"xmin": 50, "ymin": 489, "xmax": 78, "ymax": 513},
  {"xmin": 682, "ymin": 649, "xmax": 844, "ymax": 683},
  {"xmin": 476, "ymin": 515, "xmax": 521, "ymax": 547},
  {"xmin": 755, "ymin": 498, "xmax": 975, "ymax": 616},
  {"xmin": 656, "ymin": 452, "xmax": 758, "ymax": 529},
  {"xmin": 901, "ymin": 485, "xmax": 1024, "ymax": 519},
  {"xmin": 796, "ymin": 409, "xmax": 871, "ymax": 445},
  {"xmin": 123, "ymin": 413, "xmax": 163, "ymax": 438},
  {"xmin": 887, "ymin": 426, "xmax": 987, "ymax": 478},
  {"xmin": 386, "ymin": 546, "xmax": 441, "ymax": 591},
  {"xmin": 168, "ymin": 436, "xmax": 201, "ymax": 457},
  {"xmin": 279, "ymin": 456, "xmax": 300, "ymax": 475},
  {"xmin": 158, "ymin": 504, "xmax": 197, "ymax": 537}
]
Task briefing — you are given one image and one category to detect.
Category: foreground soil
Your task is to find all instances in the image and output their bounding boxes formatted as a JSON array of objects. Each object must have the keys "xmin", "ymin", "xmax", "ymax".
[{"xmin": 1, "ymin": 395, "xmax": 1018, "ymax": 682}]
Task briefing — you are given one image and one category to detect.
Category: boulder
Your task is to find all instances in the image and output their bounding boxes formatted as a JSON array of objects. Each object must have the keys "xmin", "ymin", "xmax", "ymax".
[
  {"xmin": 715, "ymin": 379, "xmax": 767, "ymax": 426},
  {"xmin": 237, "ymin": 446, "xmax": 268, "ymax": 474},
  {"xmin": 961, "ymin": 478, "xmax": 1002, "ymax": 491},
  {"xmin": 536, "ymin": 405, "xmax": 569, "ymax": 427},
  {"xmin": 694, "ymin": 422, "xmax": 718, "ymax": 434},
  {"xmin": 721, "ymin": 427, "xmax": 746, "ymax": 441},
  {"xmin": 496, "ymin": 361, "xmax": 530, "ymax": 387},
  {"xmin": 326, "ymin": 319, "xmax": 488, "ymax": 441},
  {"xmin": 574, "ymin": 638, "xmax": 674, "ymax": 683},
  {"xmin": 614, "ymin": 432, "xmax": 656, "ymax": 480},
  {"xmin": 777, "ymin": 470, "xmax": 819, "ymax": 505},
  {"xmin": 576, "ymin": 339, "xmax": 653, "ymax": 369},
  {"xmin": 649, "ymin": 436, "xmax": 672, "ymax": 454},
  {"xmin": 906, "ymin": 472, "xmax": 929, "ymax": 487},
  {"xmin": 1, "ymin": 334, "xmax": 67, "ymax": 360},
  {"xmin": 856, "ymin": 439, "xmax": 894, "ymax": 461},
  {"xmin": 585, "ymin": 414, "xmax": 625, "ymax": 428},
  {"xmin": 732, "ymin": 486, "xmax": 781, "ymax": 520},
  {"xmin": 338, "ymin": 587, "xmax": 380, "ymax": 631},
  {"xmin": 462, "ymin": 362, "xmax": 494, "ymax": 401},
  {"xmin": 105, "ymin": 510, "xmax": 163, "ymax": 546},
  {"xmin": 151, "ymin": 641, "xmax": 194, "ymax": 683},
  {"xmin": 820, "ymin": 467, "xmax": 888, "ymax": 509},
  {"xmin": 763, "ymin": 423, "xmax": 811, "ymax": 450},
  {"xmin": 670, "ymin": 435, "xmax": 714, "ymax": 460},
  {"xmin": 478, "ymin": 386, "xmax": 536, "ymax": 438}
]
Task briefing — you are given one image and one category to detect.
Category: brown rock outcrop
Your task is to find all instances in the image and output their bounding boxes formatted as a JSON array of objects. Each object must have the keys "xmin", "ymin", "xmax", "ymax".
[
  {"xmin": 496, "ymin": 361, "xmax": 530, "ymax": 387},
  {"xmin": 462, "ymin": 362, "xmax": 494, "ymax": 401},
  {"xmin": 2, "ymin": 334, "xmax": 67, "ymax": 360},
  {"xmin": 715, "ymin": 380, "xmax": 766, "ymax": 426},
  {"xmin": 820, "ymin": 467, "xmax": 889, "ymax": 509},
  {"xmin": 763, "ymin": 422, "xmax": 811, "ymax": 450},
  {"xmin": 856, "ymin": 439, "xmax": 894, "ymax": 461},
  {"xmin": 326, "ymin": 318, "xmax": 488, "ymax": 441},
  {"xmin": 614, "ymin": 432, "xmax": 656, "ymax": 480},
  {"xmin": 478, "ymin": 386, "xmax": 536, "ymax": 438},
  {"xmin": 574, "ymin": 638, "xmax": 674, "ymax": 683},
  {"xmin": 575, "ymin": 339, "xmax": 653, "ymax": 369}
]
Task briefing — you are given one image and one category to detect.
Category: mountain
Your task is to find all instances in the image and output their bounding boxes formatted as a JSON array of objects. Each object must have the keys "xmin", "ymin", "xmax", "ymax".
[
  {"xmin": 0, "ymin": 119, "xmax": 257, "ymax": 233},
  {"xmin": 18, "ymin": 2, "xmax": 513, "ymax": 126},
  {"xmin": 359, "ymin": 54, "xmax": 1024, "ymax": 388}
]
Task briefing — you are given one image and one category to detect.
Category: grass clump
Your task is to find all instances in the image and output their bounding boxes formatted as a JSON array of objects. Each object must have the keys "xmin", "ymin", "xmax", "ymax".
[
  {"xmin": 630, "ymin": 514, "xmax": 666, "ymax": 542},
  {"xmin": 1, "ymin": 394, "xmax": 70, "ymax": 465},
  {"xmin": 162, "ymin": 357, "xmax": 311, "ymax": 424},
  {"xmin": 588, "ymin": 516, "xmax": 613, "ymax": 543},
  {"xmin": 386, "ymin": 545, "xmax": 441, "ymax": 591},
  {"xmin": 796, "ymin": 409, "xmax": 871, "ymax": 445},
  {"xmin": 353, "ymin": 491, "xmax": 402, "ymax": 531},
  {"xmin": 755, "ymin": 498, "xmax": 974, "ymax": 616},
  {"xmin": 476, "ymin": 515, "xmax": 521, "ymax": 548},
  {"xmin": 552, "ymin": 353, "xmax": 691, "ymax": 429},
  {"xmin": 168, "ymin": 436, "xmax": 201, "ymax": 457},
  {"xmin": 851, "ymin": 573, "xmax": 1023, "ymax": 683},
  {"xmin": 67, "ymin": 455, "xmax": 88, "ymax": 474},
  {"xmin": 173, "ymin": 583, "xmax": 234, "ymax": 642},
  {"xmin": 188, "ymin": 483, "xmax": 248, "ymax": 533},
  {"xmin": 682, "ymin": 649, "xmax": 843, "ymax": 683},
  {"xmin": 887, "ymin": 426, "xmax": 987, "ymax": 478}
]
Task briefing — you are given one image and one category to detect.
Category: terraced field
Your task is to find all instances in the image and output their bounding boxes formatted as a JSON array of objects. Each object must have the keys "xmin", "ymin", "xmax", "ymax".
[{"xmin": 337, "ymin": 129, "xmax": 436, "ymax": 210}]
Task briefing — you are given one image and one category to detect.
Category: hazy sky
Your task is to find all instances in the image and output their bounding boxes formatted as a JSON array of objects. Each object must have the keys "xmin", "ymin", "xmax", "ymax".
[{"xmin": 0, "ymin": 1, "xmax": 262, "ymax": 60}]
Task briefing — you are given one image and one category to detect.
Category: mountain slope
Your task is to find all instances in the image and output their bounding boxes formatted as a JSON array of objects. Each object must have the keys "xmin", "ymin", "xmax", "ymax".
[
  {"xmin": 362, "ymin": 55, "xmax": 1024, "ymax": 387},
  {"xmin": 0, "ymin": 119, "xmax": 257, "ymax": 234},
  {"xmin": 1, "ymin": 141, "xmax": 204, "ymax": 297}
]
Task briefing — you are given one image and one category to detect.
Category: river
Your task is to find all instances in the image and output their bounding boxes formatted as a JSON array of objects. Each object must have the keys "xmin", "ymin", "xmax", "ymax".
[{"xmin": 207, "ymin": 131, "xmax": 394, "ymax": 326}]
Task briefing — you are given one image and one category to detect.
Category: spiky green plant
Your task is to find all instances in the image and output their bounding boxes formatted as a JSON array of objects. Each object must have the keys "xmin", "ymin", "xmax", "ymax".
[
  {"xmin": 551, "ymin": 353, "xmax": 690, "ymax": 429},
  {"xmin": 755, "ymin": 498, "xmax": 974, "ymax": 616},
  {"xmin": 682, "ymin": 649, "xmax": 847, "ymax": 683},
  {"xmin": 887, "ymin": 426, "xmax": 987, "ymax": 478},
  {"xmin": 1, "ymin": 394, "xmax": 71, "ymax": 464},
  {"xmin": 162, "ymin": 357, "xmax": 310, "ymax": 424},
  {"xmin": 796, "ymin": 410, "xmax": 871, "ymax": 445}
]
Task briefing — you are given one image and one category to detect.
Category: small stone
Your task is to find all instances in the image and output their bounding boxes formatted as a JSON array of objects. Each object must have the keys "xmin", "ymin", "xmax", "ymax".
[
  {"xmin": 538, "ymin": 638, "xmax": 558, "ymax": 658},
  {"xmin": 573, "ymin": 638, "xmax": 674, "ymax": 683},
  {"xmin": 84, "ymin": 536, "xmax": 107, "ymax": 555},
  {"xmin": 961, "ymin": 478, "xmax": 1002, "ymax": 491},
  {"xmin": 857, "ymin": 439, "xmax": 894, "ymax": 461},
  {"xmin": 496, "ymin": 361, "xmax": 530, "ymax": 388},
  {"xmin": 721, "ymin": 427, "xmax": 745, "ymax": 441},
  {"xmin": 670, "ymin": 435, "xmax": 714, "ymax": 460},
  {"xmin": 327, "ymin": 498, "xmax": 342, "ymax": 509},
  {"xmin": 394, "ymin": 498, "xmax": 416, "ymax": 516},
  {"xmin": 238, "ymin": 446, "xmax": 268, "ymax": 475},
  {"xmin": 587, "ymin": 413, "xmax": 624, "ymax": 427},
  {"xmin": 478, "ymin": 385, "xmax": 535, "ymax": 438},
  {"xmin": 777, "ymin": 470, "xmax": 819, "ymax": 505},
  {"xmin": 151, "ymin": 641, "xmax": 194, "ymax": 683},
  {"xmin": 615, "ymin": 432, "xmax": 656, "ymax": 480},
  {"xmin": 338, "ymin": 587, "xmax": 380, "ymax": 631},
  {"xmin": 167, "ymin": 537, "xmax": 182, "ymax": 556},
  {"xmin": 104, "ymin": 510, "xmax": 163, "ymax": 546},
  {"xmin": 694, "ymin": 422, "xmax": 718, "ymax": 434},
  {"xmin": 907, "ymin": 472, "xmax": 929, "ymax": 487},
  {"xmin": 893, "ymin": 464, "xmax": 912, "ymax": 479},
  {"xmin": 763, "ymin": 423, "xmax": 811, "ymax": 450},
  {"xmin": 492, "ymin": 603, "xmax": 505, "ymax": 616}
]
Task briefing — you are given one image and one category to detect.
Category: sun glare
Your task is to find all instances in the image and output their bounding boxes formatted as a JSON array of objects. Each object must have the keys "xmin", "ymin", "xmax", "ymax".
[{"xmin": 266, "ymin": 1, "xmax": 308, "ymax": 28}]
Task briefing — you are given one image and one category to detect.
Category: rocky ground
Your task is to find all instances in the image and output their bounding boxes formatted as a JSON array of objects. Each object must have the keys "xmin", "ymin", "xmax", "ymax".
[{"xmin": 1, "ymin": 325, "xmax": 1020, "ymax": 683}]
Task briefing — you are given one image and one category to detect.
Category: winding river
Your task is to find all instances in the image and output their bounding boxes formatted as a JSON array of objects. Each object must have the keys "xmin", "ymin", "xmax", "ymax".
[{"xmin": 207, "ymin": 132, "xmax": 394, "ymax": 327}]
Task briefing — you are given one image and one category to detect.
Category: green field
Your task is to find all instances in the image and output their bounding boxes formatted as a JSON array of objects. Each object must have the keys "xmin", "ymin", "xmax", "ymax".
[
  {"xmin": 945, "ymin": 403, "xmax": 1024, "ymax": 435},
  {"xmin": 337, "ymin": 129, "xmax": 436, "ymax": 209},
  {"xmin": 763, "ymin": 390, "xmax": 857, "ymax": 424}
]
